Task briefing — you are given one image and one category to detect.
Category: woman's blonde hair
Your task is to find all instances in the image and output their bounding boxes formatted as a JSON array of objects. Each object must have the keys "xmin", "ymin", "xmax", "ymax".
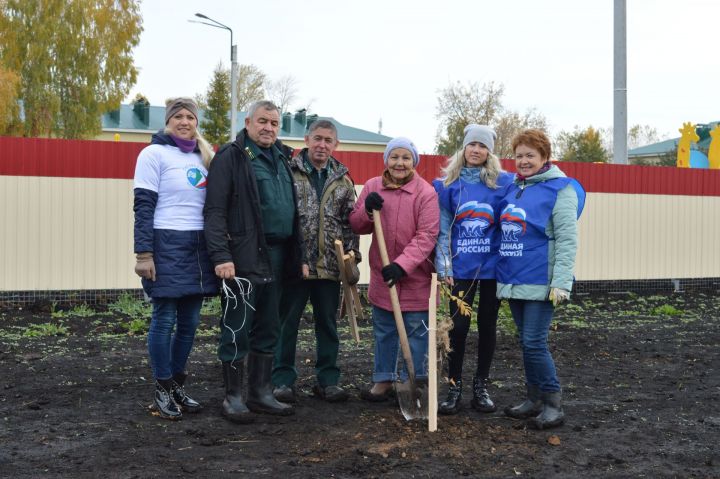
[
  {"xmin": 164, "ymin": 126, "xmax": 215, "ymax": 168},
  {"xmin": 441, "ymin": 146, "xmax": 504, "ymax": 188}
]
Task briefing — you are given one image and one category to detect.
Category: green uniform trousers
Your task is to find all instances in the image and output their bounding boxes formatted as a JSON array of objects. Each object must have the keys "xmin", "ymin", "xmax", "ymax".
[
  {"xmin": 217, "ymin": 244, "xmax": 287, "ymax": 363},
  {"xmin": 272, "ymin": 278, "xmax": 342, "ymax": 387}
]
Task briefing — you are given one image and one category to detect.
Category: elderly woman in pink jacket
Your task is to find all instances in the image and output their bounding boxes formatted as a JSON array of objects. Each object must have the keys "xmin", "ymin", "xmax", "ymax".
[{"xmin": 350, "ymin": 137, "xmax": 440, "ymax": 401}]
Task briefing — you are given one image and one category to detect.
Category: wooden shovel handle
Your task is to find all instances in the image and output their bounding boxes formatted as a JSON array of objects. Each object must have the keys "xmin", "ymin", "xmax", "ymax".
[{"xmin": 372, "ymin": 211, "xmax": 416, "ymax": 381}]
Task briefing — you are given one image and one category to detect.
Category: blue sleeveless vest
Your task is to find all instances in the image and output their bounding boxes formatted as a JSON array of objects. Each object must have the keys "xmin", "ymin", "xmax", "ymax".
[
  {"xmin": 435, "ymin": 173, "xmax": 512, "ymax": 280},
  {"xmin": 496, "ymin": 177, "xmax": 584, "ymax": 285}
]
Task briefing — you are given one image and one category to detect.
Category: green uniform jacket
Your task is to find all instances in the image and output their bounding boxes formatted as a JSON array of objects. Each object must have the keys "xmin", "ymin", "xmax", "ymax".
[
  {"xmin": 497, "ymin": 165, "xmax": 579, "ymax": 301},
  {"xmin": 290, "ymin": 150, "xmax": 360, "ymax": 280}
]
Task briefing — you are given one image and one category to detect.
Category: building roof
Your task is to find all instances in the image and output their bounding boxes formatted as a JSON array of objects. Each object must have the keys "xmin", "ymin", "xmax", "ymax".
[
  {"xmin": 101, "ymin": 104, "xmax": 391, "ymax": 145},
  {"xmin": 628, "ymin": 138, "xmax": 678, "ymax": 157},
  {"xmin": 628, "ymin": 121, "xmax": 718, "ymax": 157}
]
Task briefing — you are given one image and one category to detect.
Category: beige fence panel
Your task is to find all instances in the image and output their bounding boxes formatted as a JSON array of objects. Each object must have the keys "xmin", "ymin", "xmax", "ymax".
[
  {"xmin": 576, "ymin": 193, "xmax": 720, "ymax": 280},
  {"xmin": 1, "ymin": 176, "xmax": 136, "ymax": 291},
  {"xmin": 1, "ymin": 179, "xmax": 718, "ymax": 292}
]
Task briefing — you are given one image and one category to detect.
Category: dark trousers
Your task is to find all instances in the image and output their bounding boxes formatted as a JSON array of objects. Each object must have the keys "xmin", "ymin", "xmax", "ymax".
[
  {"xmin": 446, "ymin": 279, "xmax": 499, "ymax": 381},
  {"xmin": 272, "ymin": 279, "xmax": 342, "ymax": 387},
  {"xmin": 217, "ymin": 244, "xmax": 286, "ymax": 363}
]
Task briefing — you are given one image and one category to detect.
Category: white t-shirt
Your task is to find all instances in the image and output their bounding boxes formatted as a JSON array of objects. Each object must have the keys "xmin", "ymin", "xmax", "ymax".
[{"xmin": 133, "ymin": 144, "xmax": 208, "ymax": 230}]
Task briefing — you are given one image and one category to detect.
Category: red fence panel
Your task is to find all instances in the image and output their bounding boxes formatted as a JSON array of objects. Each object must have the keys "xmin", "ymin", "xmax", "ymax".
[
  {"xmin": 2, "ymin": 136, "xmax": 720, "ymax": 196},
  {"xmin": 1, "ymin": 136, "xmax": 143, "ymax": 179}
]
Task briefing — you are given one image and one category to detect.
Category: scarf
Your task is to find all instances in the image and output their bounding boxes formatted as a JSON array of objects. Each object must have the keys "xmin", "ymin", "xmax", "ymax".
[
  {"xmin": 170, "ymin": 134, "xmax": 197, "ymax": 153},
  {"xmin": 516, "ymin": 161, "xmax": 551, "ymax": 181},
  {"xmin": 382, "ymin": 168, "xmax": 414, "ymax": 189}
]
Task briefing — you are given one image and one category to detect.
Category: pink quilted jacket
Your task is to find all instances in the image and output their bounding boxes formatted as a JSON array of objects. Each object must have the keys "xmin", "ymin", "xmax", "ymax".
[{"xmin": 350, "ymin": 174, "xmax": 439, "ymax": 312}]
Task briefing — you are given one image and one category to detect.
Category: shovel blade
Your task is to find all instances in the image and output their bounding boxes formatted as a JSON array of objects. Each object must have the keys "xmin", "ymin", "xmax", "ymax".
[{"xmin": 395, "ymin": 378, "xmax": 429, "ymax": 421}]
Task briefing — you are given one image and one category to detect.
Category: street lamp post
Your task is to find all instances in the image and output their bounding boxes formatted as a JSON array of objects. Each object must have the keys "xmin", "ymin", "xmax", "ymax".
[{"xmin": 193, "ymin": 13, "xmax": 238, "ymax": 140}]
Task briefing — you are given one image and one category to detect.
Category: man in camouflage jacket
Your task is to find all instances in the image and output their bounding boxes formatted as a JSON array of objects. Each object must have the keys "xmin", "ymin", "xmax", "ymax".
[{"xmin": 272, "ymin": 119, "xmax": 360, "ymax": 403}]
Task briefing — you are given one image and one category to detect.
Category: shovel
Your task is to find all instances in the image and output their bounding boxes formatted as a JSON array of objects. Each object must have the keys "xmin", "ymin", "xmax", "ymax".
[{"xmin": 372, "ymin": 212, "xmax": 428, "ymax": 421}]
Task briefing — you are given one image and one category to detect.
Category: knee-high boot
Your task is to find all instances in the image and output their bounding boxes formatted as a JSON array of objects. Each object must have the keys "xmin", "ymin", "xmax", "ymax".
[
  {"xmin": 247, "ymin": 352, "xmax": 294, "ymax": 416},
  {"xmin": 222, "ymin": 360, "xmax": 253, "ymax": 424}
]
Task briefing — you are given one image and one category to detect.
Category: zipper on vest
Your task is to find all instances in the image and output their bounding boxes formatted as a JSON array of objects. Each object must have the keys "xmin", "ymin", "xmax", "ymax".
[{"xmin": 515, "ymin": 181, "xmax": 527, "ymax": 199}]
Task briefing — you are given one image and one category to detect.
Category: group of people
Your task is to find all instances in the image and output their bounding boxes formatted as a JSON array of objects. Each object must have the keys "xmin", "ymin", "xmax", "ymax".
[{"xmin": 133, "ymin": 97, "xmax": 583, "ymax": 431}]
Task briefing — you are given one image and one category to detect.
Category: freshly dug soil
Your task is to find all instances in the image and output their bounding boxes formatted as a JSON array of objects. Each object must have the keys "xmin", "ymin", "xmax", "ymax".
[{"xmin": 1, "ymin": 291, "xmax": 718, "ymax": 478}]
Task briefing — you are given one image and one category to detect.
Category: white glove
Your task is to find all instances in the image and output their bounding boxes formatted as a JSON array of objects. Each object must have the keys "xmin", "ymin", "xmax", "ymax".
[{"xmin": 549, "ymin": 288, "xmax": 570, "ymax": 306}]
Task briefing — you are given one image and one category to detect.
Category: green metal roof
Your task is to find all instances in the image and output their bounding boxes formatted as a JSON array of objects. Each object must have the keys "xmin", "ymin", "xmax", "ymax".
[
  {"xmin": 102, "ymin": 104, "xmax": 166, "ymax": 131},
  {"xmin": 628, "ymin": 121, "xmax": 718, "ymax": 157},
  {"xmin": 102, "ymin": 104, "xmax": 391, "ymax": 145}
]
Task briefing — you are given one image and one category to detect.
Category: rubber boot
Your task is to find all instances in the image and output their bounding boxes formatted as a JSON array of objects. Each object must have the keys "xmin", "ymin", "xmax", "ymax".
[
  {"xmin": 247, "ymin": 352, "xmax": 294, "ymax": 416},
  {"xmin": 222, "ymin": 361, "xmax": 253, "ymax": 424},
  {"xmin": 438, "ymin": 379, "xmax": 463, "ymax": 415},
  {"xmin": 470, "ymin": 377, "xmax": 497, "ymax": 413},
  {"xmin": 528, "ymin": 390, "xmax": 565, "ymax": 429},
  {"xmin": 172, "ymin": 372, "xmax": 202, "ymax": 413},
  {"xmin": 504, "ymin": 384, "xmax": 543, "ymax": 419},
  {"xmin": 154, "ymin": 379, "xmax": 182, "ymax": 420}
]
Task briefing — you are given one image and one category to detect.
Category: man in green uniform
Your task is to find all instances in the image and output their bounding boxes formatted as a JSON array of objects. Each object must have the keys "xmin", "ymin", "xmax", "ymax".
[{"xmin": 204, "ymin": 100, "xmax": 302, "ymax": 422}]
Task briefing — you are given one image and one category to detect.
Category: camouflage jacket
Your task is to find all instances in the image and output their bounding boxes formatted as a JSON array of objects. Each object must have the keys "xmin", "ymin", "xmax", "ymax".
[{"xmin": 291, "ymin": 150, "xmax": 360, "ymax": 280}]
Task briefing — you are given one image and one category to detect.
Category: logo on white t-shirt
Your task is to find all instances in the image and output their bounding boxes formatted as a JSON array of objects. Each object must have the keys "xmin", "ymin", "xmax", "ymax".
[{"xmin": 186, "ymin": 166, "xmax": 207, "ymax": 189}]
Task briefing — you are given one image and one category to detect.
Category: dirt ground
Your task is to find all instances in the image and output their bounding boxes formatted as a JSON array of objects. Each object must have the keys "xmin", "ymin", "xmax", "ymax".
[{"xmin": 1, "ymin": 290, "xmax": 719, "ymax": 478}]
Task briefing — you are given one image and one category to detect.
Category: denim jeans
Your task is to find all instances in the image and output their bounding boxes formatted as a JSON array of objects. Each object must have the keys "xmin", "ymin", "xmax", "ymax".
[
  {"xmin": 508, "ymin": 299, "xmax": 560, "ymax": 392},
  {"xmin": 371, "ymin": 306, "xmax": 428, "ymax": 383},
  {"xmin": 147, "ymin": 295, "xmax": 204, "ymax": 380}
]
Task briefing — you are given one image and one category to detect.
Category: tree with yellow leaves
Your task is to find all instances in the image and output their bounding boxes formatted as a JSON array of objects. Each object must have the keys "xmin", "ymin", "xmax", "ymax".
[{"xmin": 0, "ymin": 0, "xmax": 143, "ymax": 138}]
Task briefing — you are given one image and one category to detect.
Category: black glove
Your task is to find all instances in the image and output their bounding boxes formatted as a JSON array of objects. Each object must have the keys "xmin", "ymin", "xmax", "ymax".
[
  {"xmin": 365, "ymin": 192, "xmax": 384, "ymax": 213},
  {"xmin": 381, "ymin": 262, "xmax": 405, "ymax": 287}
]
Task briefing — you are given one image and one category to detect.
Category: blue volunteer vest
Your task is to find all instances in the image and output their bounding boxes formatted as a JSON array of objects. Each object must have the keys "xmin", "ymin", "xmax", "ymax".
[
  {"xmin": 496, "ymin": 177, "xmax": 584, "ymax": 285},
  {"xmin": 435, "ymin": 173, "xmax": 511, "ymax": 280}
]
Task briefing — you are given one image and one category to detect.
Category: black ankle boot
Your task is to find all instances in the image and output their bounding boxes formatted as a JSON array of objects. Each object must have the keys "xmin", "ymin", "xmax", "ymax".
[
  {"xmin": 154, "ymin": 379, "xmax": 182, "ymax": 420},
  {"xmin": 172, "ymin": 372, "xmax": 202, "ymax": 413},
  {"xmin": 470, "ymin": 377, "xmax": 497, "ymax": 413},
  {"xmin": 247, "ymin": 352, "xmax": 294, "ymax": 416},
  {"xmin": 528, "ymin": 390, "xmax": 565, "ymax": 429},
  {"xmin": 438, "ymin": 379, "xmax": 463, "ymax": 415},
  {"xmin": 222, "ymin": 360, "xmax": 253, "ymax": 424},
  {"xmin": 504, "ymin": 384, "xmax": 542, "ymax": 419}
]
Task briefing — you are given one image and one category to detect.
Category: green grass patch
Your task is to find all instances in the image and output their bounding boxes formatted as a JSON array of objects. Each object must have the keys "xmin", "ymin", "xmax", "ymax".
[
  {"xmin": 201, "ymin": 297, "xmax": 221, "ymax": 316},
  {"xmin": 23, "ymin": 321, "xmax": 69, "ymax": 338},
  {"xmin": 122, "ymin": 318, "xmax": 149, "ymax": 336},
  {"xmin": 496, "ymin": 301, "xmax": 517, "ymax": 336},
  {"xmin": 650, "ymin": 304, "xmax": 682, "ymax": 316},
  {"xmin": 109, "ymin": 293, "xmax": 151, "ymax": 320}
]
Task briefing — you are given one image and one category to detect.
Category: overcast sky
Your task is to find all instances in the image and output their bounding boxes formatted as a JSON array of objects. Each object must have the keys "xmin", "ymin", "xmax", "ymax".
[{"xmin": 128, "ymin": 0, "xmax": 720, "ymax": 153}]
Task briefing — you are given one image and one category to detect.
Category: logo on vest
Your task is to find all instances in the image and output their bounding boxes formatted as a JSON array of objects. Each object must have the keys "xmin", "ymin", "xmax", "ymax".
[
  {"xmin": 499, "ymin": 204, "xmax": 526, "ymax": 256},
  {"xmin": 186, "ymin": 167, "xmax": 207, "ymax": 189},
  {"xmin": 454, "ymin": 201, "xmax": 493, "ymax": 253},
  {"xmin": 456, "ymin": 201, "xmax": 493, "ymax": 238}
]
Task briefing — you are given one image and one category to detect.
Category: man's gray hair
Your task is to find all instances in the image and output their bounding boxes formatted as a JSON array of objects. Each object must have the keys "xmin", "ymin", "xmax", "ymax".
[
  {"xmin": 247, "ymin": 100, "xmax": 279, "ymax": 119},
  {"xmin": 307, "ymin": 119, "xmax": 338, "ymax": 138}
]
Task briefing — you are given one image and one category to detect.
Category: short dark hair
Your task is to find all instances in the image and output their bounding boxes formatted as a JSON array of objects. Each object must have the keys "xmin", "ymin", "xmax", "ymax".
[
  {"xmin": 511, "ymin": 129, "xmax": 552, "ymax": 160},
  {"xmin": 307, "ymin": 119, "xmax": 338, "ymax": 139}
]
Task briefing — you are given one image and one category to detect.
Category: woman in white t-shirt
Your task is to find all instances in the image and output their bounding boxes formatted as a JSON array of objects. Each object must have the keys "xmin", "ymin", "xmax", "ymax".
[{"xmin": 133, "ymin": 97, "xmax": 218, "ymax": 420}]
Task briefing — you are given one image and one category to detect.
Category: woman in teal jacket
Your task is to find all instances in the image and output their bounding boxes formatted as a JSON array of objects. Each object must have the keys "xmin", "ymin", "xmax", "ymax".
[{"xmin": 497, "ymin": 129, "xmax": 584, "ymax": 429}]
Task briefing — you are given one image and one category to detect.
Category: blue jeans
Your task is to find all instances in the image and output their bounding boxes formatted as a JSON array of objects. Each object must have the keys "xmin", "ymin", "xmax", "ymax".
[
  {"xmin": 371, "ymin": 306, "xmax": 428, "ymax": 383},
  {"xmin": 147, "ymin": 295, "xmax": 204, "ymax": 380},
  {"xmin": 508, "ymin": 299, "xmax": 560, "ymax": 392}
]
